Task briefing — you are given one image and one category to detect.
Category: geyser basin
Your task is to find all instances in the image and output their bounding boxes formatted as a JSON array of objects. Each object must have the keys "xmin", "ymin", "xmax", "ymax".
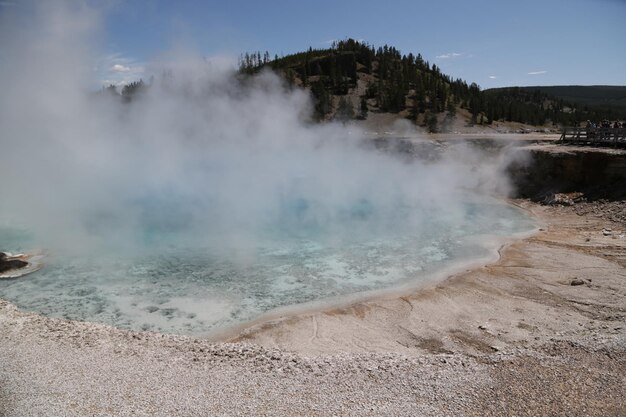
[
  {"xmin": 0, "ymin": 13, "xmax": 534, "ymax": 336},
  {"xmin": 0, "ymin": 197, "xmax": 534, "ymax": 336}
]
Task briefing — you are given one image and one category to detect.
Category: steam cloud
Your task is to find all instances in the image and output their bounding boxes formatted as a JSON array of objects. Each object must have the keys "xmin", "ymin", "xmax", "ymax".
[{"xmin": 0, "ymin": 2, "xmax": 513, "ymax": 258}]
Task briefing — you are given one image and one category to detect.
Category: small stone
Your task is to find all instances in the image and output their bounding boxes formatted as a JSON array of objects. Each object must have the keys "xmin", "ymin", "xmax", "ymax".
[
  {"xmin": 570, "ymin": 278, "xmax": 585, "ymax": 286},
  {"xmin": 478, "ymin": 325, "xmax": 487, "ymax": 330},
  {"xmin": 0, "ymin": 255, "xmax": 28, "ymax": 273},
  {"xmin": 489, "ymin": 346, "xmax": 500, "ymax": 352},
  {"xmin": 602, "ymin": 230, "xmax": 611, "ymax": 236}
]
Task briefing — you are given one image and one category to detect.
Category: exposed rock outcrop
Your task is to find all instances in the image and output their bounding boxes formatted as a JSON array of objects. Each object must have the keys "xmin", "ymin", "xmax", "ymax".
[
  {"xmin": 0, "ymin": 252, "xmax": 29, "ymax": 273},
  {"xmin": 507, "ymin": 145, "xmax": 626, "ymax": 202}
]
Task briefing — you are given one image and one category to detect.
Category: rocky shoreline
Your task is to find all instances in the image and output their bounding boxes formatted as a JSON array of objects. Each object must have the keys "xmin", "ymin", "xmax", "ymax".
[{"xmin": 1, "ymin": 198, "xmax": 624, "ymax": 416}]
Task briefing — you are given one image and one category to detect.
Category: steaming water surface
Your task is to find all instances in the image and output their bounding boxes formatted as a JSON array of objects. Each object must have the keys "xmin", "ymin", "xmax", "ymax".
[
  {"xmin": 0, "ymin": 3, "xmax": 537, "ymax": 337},
  {"xmin": 0, "ymin": 197, "xmax": 534, "ymax": 336}
]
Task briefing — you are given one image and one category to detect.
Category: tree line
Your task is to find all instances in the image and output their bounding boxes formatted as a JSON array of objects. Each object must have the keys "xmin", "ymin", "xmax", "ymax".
[
  {"xmin": 240, "ymin": 39, "xmax": 620, "ymax": 129},
  {"xmin": 102, "ymin": 39, "xmax": 621, "ymax": 130}
]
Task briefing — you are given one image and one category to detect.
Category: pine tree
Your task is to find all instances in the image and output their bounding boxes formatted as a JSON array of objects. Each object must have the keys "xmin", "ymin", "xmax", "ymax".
[
  {"xmin": 311, "ymin": 80, "xmax": 331, "ymax": 120},
  {"xmin": 336, "ymin": 97, "xmax": 355, "ymax": 121},
  {"xmin": 426, "ymin": 111, "xmax": 438, "ymax": 132},
  {"xmin": 359, "ymin": 97, "xmax": 368, "ymax": 120}
]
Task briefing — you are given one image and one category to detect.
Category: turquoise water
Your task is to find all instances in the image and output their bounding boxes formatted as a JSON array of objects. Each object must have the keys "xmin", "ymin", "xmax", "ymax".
[{"xmin": 0, "ymin": 197, "xmax": 534, "ymax": 336}]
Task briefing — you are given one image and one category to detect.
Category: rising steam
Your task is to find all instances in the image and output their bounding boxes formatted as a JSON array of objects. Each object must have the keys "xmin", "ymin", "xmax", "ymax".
[{"xmin": 0, "ymin": 1, "xmax": 513, "ymax": 258}]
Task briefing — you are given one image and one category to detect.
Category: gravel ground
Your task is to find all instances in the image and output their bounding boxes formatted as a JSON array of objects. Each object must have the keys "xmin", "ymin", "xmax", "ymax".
[
  {"xmin": 569, "ymin": 200, "xmax": 626, "ymax": 225},
  {"xmin": 1, "ymin": 299, "xmax": 624, "ymax": 416},
  {"xmin": 0, "ymin": 302, "xmax": 489, "ymax": 416}
]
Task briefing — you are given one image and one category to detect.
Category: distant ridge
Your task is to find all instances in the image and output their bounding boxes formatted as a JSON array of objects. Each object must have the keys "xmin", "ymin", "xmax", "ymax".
[{"xmin": 486, "ymin": 86, "xmax": 626, "ymax": 120}]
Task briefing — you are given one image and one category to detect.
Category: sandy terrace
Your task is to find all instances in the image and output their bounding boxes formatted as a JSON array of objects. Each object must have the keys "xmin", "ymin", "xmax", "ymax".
[{"xmin": 1, "ymin": 200, "xmax": 625, "ymax": 416}]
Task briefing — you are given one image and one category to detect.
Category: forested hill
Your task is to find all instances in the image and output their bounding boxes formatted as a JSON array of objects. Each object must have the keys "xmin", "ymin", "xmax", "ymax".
[
  {"xmin": 485, "ymin": 86, "xmax": 626, "ymax": 121},
  {"xmin": 240, "ymin": 39, "xmax": 481, "ymax": 130},
  {"xmin": 239, "ymin": 39, "xmax": 625, "ymax": 130}
]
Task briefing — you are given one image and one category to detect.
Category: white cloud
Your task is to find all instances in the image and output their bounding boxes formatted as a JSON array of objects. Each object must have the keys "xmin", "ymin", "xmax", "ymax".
[
  {"xmin": 436, "ymin": 52, "xmax": 463, "ymax": 59},
  {"xmin": 111, "ymin": 64, "xmax": 131, "ymax": 72},
  {"xmin": 527, "ymin": 70, "xmax": 547, "ymax": 75},
  {"xmin": 489, "ymin": 75, "xmax": 497, "ymax": 79},
  {"xmin": 96, "ymin": 53, "xmax": 146, "ymax": 87}
]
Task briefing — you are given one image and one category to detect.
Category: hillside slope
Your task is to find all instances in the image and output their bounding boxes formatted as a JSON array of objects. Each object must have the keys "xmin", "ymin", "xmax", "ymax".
[
  {"xmin": 486, "ymin": 86, "xmax": 626, "ymax": 120},
  {"xmin": 241, "ymin": 39, "xmax": 624, "ymax": 131}
]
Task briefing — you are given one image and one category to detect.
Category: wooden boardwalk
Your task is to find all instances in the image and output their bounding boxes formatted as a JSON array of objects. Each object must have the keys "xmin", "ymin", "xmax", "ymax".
[{"xmin": 560, "ymin": 127, "xmax": 626, "ymax": 147}]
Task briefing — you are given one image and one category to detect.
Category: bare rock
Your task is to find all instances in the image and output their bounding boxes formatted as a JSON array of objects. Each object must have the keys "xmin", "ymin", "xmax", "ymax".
[
  {"xmin": 544, "ymin": 192, "xmax": 585, "ymax": 206},
  {"xmin": 0, "ymin": 253, "xmax": 29, "ymax": 273}
]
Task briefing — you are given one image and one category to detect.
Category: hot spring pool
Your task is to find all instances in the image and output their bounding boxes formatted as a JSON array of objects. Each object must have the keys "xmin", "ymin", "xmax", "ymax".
[{"xmin": 0, "ymin": 198, "xmax": 534, "ymax": 336}]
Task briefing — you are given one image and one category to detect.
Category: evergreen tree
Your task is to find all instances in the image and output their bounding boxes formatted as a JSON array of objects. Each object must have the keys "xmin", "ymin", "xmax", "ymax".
[
  {"xmin": 359, "ymin": 97, "xmax": 368, "ymax": 120},
  {"xmin": 336, "ymin": 97, "xmax": 355, "ymax": 121},
  {"xmin": 121, "ymin": 79, "xmax": 146, "ymax": 101},
  {"xmin": 426, "ymin": 111, "xmax": 438, "ymax": 133},
  {"xmin": 311, "ymin": 80, "xmax": 331, "ymax": 120}
]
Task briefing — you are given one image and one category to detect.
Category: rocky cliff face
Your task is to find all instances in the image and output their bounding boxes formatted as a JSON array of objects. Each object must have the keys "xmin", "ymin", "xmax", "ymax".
[{"xmin": 507, "ymin": 146, "xmax": 626, "ymax": 201}]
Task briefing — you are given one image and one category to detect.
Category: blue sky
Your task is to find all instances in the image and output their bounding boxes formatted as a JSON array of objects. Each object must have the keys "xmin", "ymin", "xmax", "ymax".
[{"xmin": 4, "ymin": 0, "xmax": 626, "ymax": 89}]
